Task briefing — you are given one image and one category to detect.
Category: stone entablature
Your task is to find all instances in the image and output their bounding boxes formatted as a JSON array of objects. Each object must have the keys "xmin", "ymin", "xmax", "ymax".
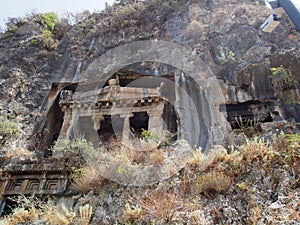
[{"xmin": 59, "ymin": 80, "xmax": 164, "ymax": 110}]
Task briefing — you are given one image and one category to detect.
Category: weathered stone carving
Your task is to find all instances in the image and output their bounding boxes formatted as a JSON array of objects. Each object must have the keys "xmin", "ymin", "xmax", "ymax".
[
  {"xmin": 58, "ymin": 78, "xmax": 166, "ymax": 145},
  {"xmin": 0, "ymin": 159, "xmax": 71, "ymax": 215}
]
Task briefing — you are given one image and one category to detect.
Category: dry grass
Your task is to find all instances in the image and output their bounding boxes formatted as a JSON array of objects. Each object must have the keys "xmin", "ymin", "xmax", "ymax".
[
  {"xmin": 5, "ymin": 207, "xmax": 39, "ymax": 225},
  {"xmin": 187, "ymin": 147, "xmax": 204, "ymax": 167},
  {"xmin": 239, "ymin": 137, "xmax": 270, "ymax": 163},
  {"xmin": 101, "ymin": 142, "xmax": 166, "ymax": 166},
  {"xmin": 138, "ymin": 139, "xmax": 160, "ymax": 152},
  {"xmin": 110, "ymin": 148, "xmax": 132, "ymax": 164},
  {"xmin": 43, "ymin": 203, "xmax": 75, "ymax": 225},
  {"xmin": 76, "ymin": 204, "xmax": 93, "ymax": 225},
  {"xmin": 215, "ymin": 135, "xmax": 300, "ymax": 178},
  {"xmin": 1, "ymin": 195, "xmax": 93, "ymax": 225},
  {"xmin": 184, "ymin": 146, "xmax": 229, "ymax": 195},
  {"xmin": 4, "ymin": 133, "xmax": 298, "ymax": 224},
  {"xmin": 185, "ymin": 137, "xmax": 297, "ymax": 198},
  {"xmin": 192, "ymin": 171, "xmax": 232, "ymax": 198},
  {"xmin": 4, "ymin": 147, "xmax": 34, "ymax": 161},
  {"xmin": 233, "ymin": 116, "xmax": 262, "ymax": 137},
  {"xmin": 139, "ymin": 191, "xmax": 182, "ymax": 223},
  {"xmin": 43, "ymin": 203, "xmax": 93, "ymax": 225},
  {"xmin": 122, "ymin": 203, "xmax": 143, "ymax": 223},
  {"xmin": 184, "ymin": 20, "xmax": 204, "ymax": 39},
  {"xmin": 187, "ymin": 146, "xmax": 227, "ymax": 170},
  {"xmin": 70, "ymin": 165, "xmax": 104, "ymax": 194},
  {"xmin": 246, "ymin": 205, "xmax": 263, "ymax": 225},
  {"xmin": 241, "ymin": 135, "xmax": 300, "ymax": 168},
  {"xmin": 148, "ymin": 149, "xmax": 165, "ymax": 165}
]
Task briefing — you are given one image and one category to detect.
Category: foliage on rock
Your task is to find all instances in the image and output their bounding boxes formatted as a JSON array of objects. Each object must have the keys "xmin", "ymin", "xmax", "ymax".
[
  {"xmin": 270, "ymin": 65, "xmax": 298, "ymax": 89},
  {"xmin": 70, "ymin": 165, "xmax": 104, "ymax": 194},
  {"xmin": 51, "ymin": 138, "xmax": 98, "ymax": 160},
  {"xmin": 0, "ymin": 116, "xmax": 22, "ymax": 148},
  {"xmin": 34, "ymin": 12, "xmax": 58, "ymax": 32}
]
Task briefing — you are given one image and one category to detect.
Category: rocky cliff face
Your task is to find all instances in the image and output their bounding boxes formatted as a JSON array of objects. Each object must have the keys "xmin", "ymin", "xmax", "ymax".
[{"xmin": 1, "ymin": 0, "xmax": 299, "ymax": 147}]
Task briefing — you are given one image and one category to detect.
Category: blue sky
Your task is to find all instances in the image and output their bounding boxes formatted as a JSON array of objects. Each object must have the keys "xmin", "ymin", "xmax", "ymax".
[
  {"xmin": 0, "ymin": 0, "xmax": 299, "ymax": 29},
  {"xmin": 0, "ymin": 0, "xmax": 115, "ymax": 29}
]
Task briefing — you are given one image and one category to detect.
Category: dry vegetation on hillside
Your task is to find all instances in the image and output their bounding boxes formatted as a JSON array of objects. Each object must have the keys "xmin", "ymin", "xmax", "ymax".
[{"xmin": 1, "ymin": 129, "xmax": 299, "ymax": 224}]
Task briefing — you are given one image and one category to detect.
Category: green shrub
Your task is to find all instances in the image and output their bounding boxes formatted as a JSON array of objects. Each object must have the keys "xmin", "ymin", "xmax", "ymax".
[
  {"xmin": 6, "ymin": 24, "xmax": 18, "ymax": 33},
  {"xmin": 270, "ymin": 65, "xmax": 298, "ymax": 88},
  {"xmin": 270, "ymin": 65, "xmax": 287, "ymax": 77},
  {"xmin": 140, "ymin": 129, "xmax": 160, "ymax": 143},
  {"xmin": 283, "ymin": 98, "xmax": 295, "ymax": 105},
  {"xmin": 41, "ymin": 29, "xmax": 54, "ymax": 47},
  {"xmin": 51, "ymin": 138, "xmax": 98, "ymax": 160},
  {"xmin": 0, "ymin": 116, "xmax": 22, "ymax": 147},
  {"xmin": 42, "ymin": 29, "xmax": 52, "ymax": 38},
  {"xmin": 35, "ymin": 12, "xmax": 58, "ymax": 31},
  {"xmin": 219, "ymin": 50, "xmax": 236, "ymax": 65},
  {"xmin": 123, "ymin": 19, "xmax": 130, "ymax": 26},
  {"xmin": 285, "ymin": 134, "xmax": 300, "ymax": 142},
  {"xmin": 30, "ymin": 39, "xmax": 42, "ymax": 47}
]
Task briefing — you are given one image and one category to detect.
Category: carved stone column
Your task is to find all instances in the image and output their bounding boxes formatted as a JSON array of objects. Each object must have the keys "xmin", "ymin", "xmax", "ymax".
[
  {"xmin": 57, "ymin": 109, "xmax": 73, "ymax": 142},
  {"xmin": 57, "ymin": 107, "xmax": 81, "ymax": 142},
  {"xmin": 174, "ymin": 69, "xmax": 183, "ymax": 138},
  {"xmin": 148, "ymin": 102, "xmax": 165, "ymax": 135},
  {"xmin": 120, "ymin": 114, "xmax": 133, "ymax": 146},
  {"xmin": 93, "ymin": 114, "xmax": 103, "ymax": 131}
]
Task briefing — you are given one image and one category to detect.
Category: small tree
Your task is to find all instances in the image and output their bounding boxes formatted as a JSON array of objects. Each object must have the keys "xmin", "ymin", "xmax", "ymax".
[{"xmin": 34, "ymin": 12, "xmax": 58, "ymax": 32}]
